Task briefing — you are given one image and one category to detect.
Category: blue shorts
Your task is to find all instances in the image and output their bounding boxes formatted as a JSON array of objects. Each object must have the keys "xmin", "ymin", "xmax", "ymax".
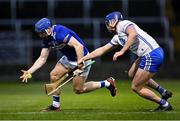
[{"xmin": 139, "ymin": 47, "xmax": 164, "ymax": 73}]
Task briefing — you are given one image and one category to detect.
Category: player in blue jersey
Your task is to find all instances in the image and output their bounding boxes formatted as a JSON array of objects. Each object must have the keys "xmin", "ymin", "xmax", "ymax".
[
  {"xmin": 20, "ymin": 18, "xmax": 117, "ymax": 112},
  {"xmin": 78, "ymin": 12, "xmax": 173, "ymax": 112}
]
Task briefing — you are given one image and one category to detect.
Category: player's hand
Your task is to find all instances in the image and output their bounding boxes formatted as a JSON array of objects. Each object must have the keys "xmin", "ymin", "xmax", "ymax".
[
  {"xmin": 73, "ymin": 69, "xmax": 83, "ymax": 76},
  {"xmin": 20, "ymin": 70, "xmax": 32, "ymax": 83},
  {"xmin": 77, "ymin": 58, "xmax": 85, "ymax": 69},
  {"xmin": 113, "ymin": 51, "xmax": 125, "ymax": 61}
]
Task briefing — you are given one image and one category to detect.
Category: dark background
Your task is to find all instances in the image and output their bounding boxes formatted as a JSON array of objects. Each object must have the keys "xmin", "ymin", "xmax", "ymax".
[{"xmin": 0, "ymin": 0, "xmax": 179, "ymax": 81}]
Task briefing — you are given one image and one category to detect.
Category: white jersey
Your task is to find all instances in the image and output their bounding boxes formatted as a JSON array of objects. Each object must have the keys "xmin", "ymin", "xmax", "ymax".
[{"xmin": 110, "ymin": 20, "xmax": 160, "ymax": 57}]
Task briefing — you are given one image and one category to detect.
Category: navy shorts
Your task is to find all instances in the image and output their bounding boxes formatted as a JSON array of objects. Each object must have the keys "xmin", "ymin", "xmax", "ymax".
[{"xmin": 139, "ymin": 47, "xmax": 164, "ymax": 73}]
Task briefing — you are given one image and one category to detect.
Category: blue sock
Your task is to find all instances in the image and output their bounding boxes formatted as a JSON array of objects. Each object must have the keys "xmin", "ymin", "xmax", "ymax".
[
  {"xmin": 52, "ymin": 95, "xmax": 60, "ymax": 107},
  {"xmin": 156, "ymin": 85, "xmax": 166, "ymax": 95},
  {"xmin": 159, "ymin": 99, "xmax": 166, "ymax": 105},
  {"xmin": 53, "ymin": 95, "xmax": 59, "ymax": 102},
  {"xmin": 159, "ymin": 99, "xmax": 169, "ymax": 107},
  {"xmin": 100, "ymin": 81, "xmax": 105, "ymax": 88}
]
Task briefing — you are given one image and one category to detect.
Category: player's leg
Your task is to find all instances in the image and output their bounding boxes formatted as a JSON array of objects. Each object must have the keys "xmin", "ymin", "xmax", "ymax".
[
  {"xmin": 129, "ymin": 60, "xmax": 173, "ymax": 100},
  {"xmin": 72, "ymin": 76, "xmax": 116, "ymax": 96},
  {"xmin": 132, "ymin": 48, "xmax": 172, "ymax": 111},
  {"xmin": 128, "ymin": 58, "xmax": 140, "ymax": 78},
  {"xmin": 131, "ymin": 68, "xmax": 172, "ymax": 111},
  {"xmin": 41, "ymin": 58, "xmax": 69, "ymax": 112},
  {"xmin": 131, "ymin": 68, "xmax": 160, "ymax": 102},
  {"xmin": 72, "ymin": 60, "xmax": 117, "ymax": 96},
  {"xmin": 146, "ymin": 78, "xmax": 173, "ymax": 100}
]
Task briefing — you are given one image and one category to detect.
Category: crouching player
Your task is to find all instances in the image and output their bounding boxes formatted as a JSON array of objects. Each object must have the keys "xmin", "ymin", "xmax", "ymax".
[
  {"xmin": 20, "ymin": 18, "xmax": 117, "ymax": 112},
  {"xmin": 78, "ymin": 12, "xmax": 173, "ymax": 112}
]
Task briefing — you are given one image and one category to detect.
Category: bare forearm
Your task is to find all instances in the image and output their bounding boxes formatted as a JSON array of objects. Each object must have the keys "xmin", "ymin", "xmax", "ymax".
[
  {"xmin": 28, "ymin": 58, "xmax": 46, "ymax": 74},
  {"xmin": 75, "ymin": 45, "xmax": 84, "ymax": 61},
  {"xmin": 83, "ymin": 47, "xmax": 105, "ymax": 61}
]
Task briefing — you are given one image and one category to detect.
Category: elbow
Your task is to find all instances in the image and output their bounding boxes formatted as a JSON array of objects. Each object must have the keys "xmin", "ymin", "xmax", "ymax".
[
  {"xmin": 132, "ymin": 32, "xmax": 138, "ymax": 40},
  {"xmin": 77, "ymin": 44, "xmax": 84, "ymax": 53},
  {"xmin": 78, "ymin": 44, "xmax": 84, "ymax": 50}
]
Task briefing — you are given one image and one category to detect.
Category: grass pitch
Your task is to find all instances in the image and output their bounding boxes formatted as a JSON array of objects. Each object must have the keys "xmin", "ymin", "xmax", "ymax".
[{"xmin": 0, "ymin": 79, "xmax": 180, "ymax": 120}]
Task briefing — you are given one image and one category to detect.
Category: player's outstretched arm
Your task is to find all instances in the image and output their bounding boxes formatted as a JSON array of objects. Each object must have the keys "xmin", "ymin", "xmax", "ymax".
[
  {"xmin": 78, "ymin": 43, "xmax": 113, "ymax": 65},
  {"xmin": 20, "ymin": 48, "xmax": 50, "ymax": 83}
]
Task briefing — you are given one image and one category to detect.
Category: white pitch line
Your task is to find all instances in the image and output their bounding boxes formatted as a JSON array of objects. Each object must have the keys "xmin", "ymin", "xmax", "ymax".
[{"xmin": 0, "ymin": 111, "xmax": 178, "ymax": 115}]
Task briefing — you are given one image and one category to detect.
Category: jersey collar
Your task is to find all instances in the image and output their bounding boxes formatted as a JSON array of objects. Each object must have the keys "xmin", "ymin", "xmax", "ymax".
[{"xmin": 51, "ymin": 25, "xmax": 56, "ymax": 39}]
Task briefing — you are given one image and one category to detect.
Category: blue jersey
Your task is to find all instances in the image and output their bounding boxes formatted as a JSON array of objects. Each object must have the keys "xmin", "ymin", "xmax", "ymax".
[{"xmin": 42, "ymin": 25, "xmax": 89, "ymax": 61}]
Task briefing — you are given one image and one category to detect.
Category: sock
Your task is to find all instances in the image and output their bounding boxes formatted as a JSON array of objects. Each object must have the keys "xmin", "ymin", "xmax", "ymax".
[
  {"xmin": 99, "ymin": 80, "xmax": 110, "ymax": 88},
  {"xmin": 159, "ymin": 99, "xmax": 169, "ymax": 107},
  {"xmin": 52, "ymin": 95, "xmax": 60, "ymax": 108},
  {"xmin": 156, "ymin": 85, "xmax": 166, "ymax": 96}
]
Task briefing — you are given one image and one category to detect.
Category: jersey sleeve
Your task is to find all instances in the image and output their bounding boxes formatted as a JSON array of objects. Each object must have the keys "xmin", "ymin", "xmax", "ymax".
[
  {"xmin": 118, "ymin": 20, "xmax": 134, "ymax": 33},
  {"xmin": 109, "ymin": 35, "xmax": 119, "ymax": 46},
  {"xmin": 56, "ymin": 29, "xmax": 72, "ymax": 44}
]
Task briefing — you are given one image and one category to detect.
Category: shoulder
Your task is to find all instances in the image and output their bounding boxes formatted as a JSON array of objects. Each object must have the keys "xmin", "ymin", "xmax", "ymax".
[
  {"xmin": 53, "ymin": 25, "xmax": 68, "ymax": 33},
  {"xmin": 53, "ymin": 25, "xmax": 70, "ymax": 40},
  {"xmin": 117, "ymin": 20, "xmax": 135, "ymax": 33},
  {"xmin": 117, "ymin": 20, "xmax": 134, "ymax": 28}
]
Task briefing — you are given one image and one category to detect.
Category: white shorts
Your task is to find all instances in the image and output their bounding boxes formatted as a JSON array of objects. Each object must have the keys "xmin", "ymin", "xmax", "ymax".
[{"xmin": 58, "ymin": 56, "xmax": 91, "ymax": 78}]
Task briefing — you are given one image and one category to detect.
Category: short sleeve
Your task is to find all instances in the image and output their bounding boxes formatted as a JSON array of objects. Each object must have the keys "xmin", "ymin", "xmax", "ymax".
[
  {"xmin": 56, "ymin": 29, "xmax": 72, "ymax": 44},
  {"xmin": 123, "ymin": 23, "xmax": 133, "ymax": 33},
  {"xmin": 109, "ymin": 35, "xmax": 119, "ymax": 46},
  {"xmin": 117, "ymin": 20, "xmax": 134, "ymax": 33}
]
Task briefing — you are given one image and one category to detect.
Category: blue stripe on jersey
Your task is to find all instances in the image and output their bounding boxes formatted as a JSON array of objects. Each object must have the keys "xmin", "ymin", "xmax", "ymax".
[
  {"xmin": 137, "ymin": 34, "xmax": 154, "ymax": 50},
  {"xmin": 123, "ymin": 23, "xmax": 131, "ymax": 32},
  {"xmin": 124, "ymin": 24, "xmax": 133, "ymax": 33}
]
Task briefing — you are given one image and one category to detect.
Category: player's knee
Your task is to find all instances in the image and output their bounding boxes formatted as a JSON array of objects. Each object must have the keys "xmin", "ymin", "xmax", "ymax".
[
  {"xmin": 50, "ymin": 72, "xmax": 58, "ymax": 83},
  {"xmin": 131, "ymin": 85, "xmax": 139, "ymax": 93},
  {"xmin": 73, "ymin": 87, "xmax": 84, "ymax": 94}
]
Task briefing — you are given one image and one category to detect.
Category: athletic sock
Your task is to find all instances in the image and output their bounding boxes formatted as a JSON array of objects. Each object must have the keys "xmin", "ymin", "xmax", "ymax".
[
  {"xmin": 99, "ymin": 80, "xmax": 110, "ymax": 88},
  {"xmin": 159, "ymin": 99, "xmax": 169, "ymax": 107},
  {"xmin": 52, "ymin": 95, "xmax": 60, "ymax": 108},
  {"xmin": 156, "ymin": 85, "xmax": 166, "ymax": 96}
]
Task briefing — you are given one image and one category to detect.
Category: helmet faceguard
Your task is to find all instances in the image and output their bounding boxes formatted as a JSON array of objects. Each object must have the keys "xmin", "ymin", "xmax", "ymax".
[{"xmin": 105, "ymin": 11, "xmax": 123, "ymax": 33}]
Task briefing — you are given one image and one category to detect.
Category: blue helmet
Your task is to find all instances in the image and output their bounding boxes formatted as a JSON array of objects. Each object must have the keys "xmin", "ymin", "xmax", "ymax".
[
  {"xmin": 105, "ymin": 11, "xmax": 123, "ymax": 27},
  {"xmin": 35, "ymin": 18, "xmax": 52, "ymax": 32}
]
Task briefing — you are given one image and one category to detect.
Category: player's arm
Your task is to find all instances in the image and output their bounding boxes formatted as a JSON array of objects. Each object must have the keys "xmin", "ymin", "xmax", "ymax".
[
  {"xmin": 113, "ymin": 25, "xmax": 137, "ymax": 61},
  {"xmin": 20, "ymin": 48, "xmax": 50, "ymax": 83},
  {"xmin": 78, "ymin": 43, "xmax": 113, "ymax": 64},
  {"xmin": 27, "ymin": 48, "xmax": 50, "ymax": 73},
  {"xmin": 121, "ymin": 25, "xmax": 137, "ymax": 53},
  {"xmin": 67, "ymin": 36, "xmax": 84, "ymax": 62}
]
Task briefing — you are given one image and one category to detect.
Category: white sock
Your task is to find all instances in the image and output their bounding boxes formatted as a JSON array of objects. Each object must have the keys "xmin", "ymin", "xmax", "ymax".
[
  {"xmin": 162, "ymin": 101, "xmax": 169, "ymax": 107},
  {"xmin": 99, "ymin": 80, "xmax": 110, "ymax": 88},
  {"xmin": 105, "ymin": 80, "xmax": 110, "ymax": 87},
  {"xmin": 53, "ymin": 101, "xmax": 60, "ymax": 108},
  {"xmin": 52, "ymin": 95, "xmax": 60, "ymax": 108}
]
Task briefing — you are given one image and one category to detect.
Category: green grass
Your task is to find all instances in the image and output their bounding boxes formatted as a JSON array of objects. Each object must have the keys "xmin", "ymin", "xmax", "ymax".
[{"xmin": 0, "ymin": 80, "xmax": 180, "ymax": 120}]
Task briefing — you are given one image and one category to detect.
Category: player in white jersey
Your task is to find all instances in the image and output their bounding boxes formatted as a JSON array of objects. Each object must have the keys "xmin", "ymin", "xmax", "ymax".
[{"xmin": 78, "ymin": 11, "xmax": 173, "ymax": 112}]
